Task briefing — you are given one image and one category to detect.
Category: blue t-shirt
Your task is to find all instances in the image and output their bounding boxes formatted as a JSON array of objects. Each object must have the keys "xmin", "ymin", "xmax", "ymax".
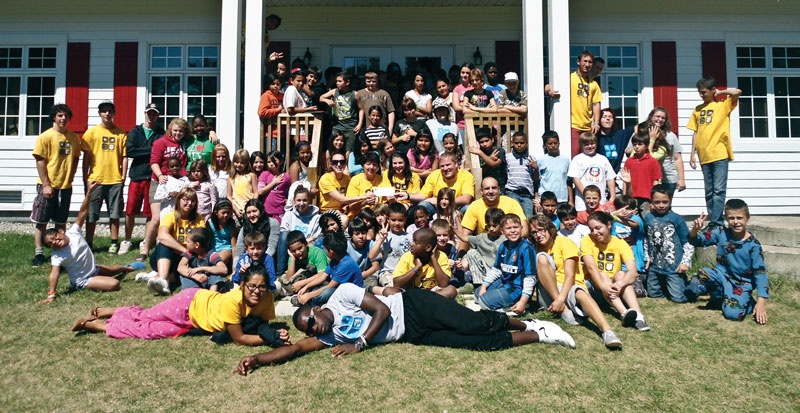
[
  {"xmin": 347, "ymin": 240, "xmax": 377, "ymax": 271},
  {"xmin": 233, "ymin": 253, "xmax": 277, "ymax": 289},
  {"xmin": 689, "ymin": 227, "xmax": 769, "ymax": 298},
  {"xmin": 326, "ymin": 255, "xmax": 364, "ymax": 287},
  {"xmin": 612, "ymin": 214, "xmax": 646, "ymax": 273},
  {"xmin": 537, "ymin": 154, "xmax": 570, "ymax": 202},
  {"xmin": 549, "ymin": 214, "xmax": 561, "ymax": 230},
  {"xmin": 598, "ymin": 126, "xmax": 634, "ymax": 173},
  {"xmin": 208, "ymin": 219, "xmax": 234, "ymax": 253}
]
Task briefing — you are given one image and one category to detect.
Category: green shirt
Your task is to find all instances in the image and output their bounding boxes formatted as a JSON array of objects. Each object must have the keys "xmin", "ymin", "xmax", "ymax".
[
  {"xmin": 290, "ymin": 245, "xmax": 330, "ymax": 272},
  {"xmin": 185, "ymin": 135, "xmax": 214, "ymax": 170}
]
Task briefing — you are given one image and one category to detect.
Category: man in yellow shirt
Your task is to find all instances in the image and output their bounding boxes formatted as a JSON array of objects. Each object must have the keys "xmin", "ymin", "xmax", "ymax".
[
  {"xmin": 460, "ymin": 177, "xmax": 529, "ymax": 242},
  {"xmin": 82, "ymin": 102, "xmax": 128, "ymax": 252},
  {"xmin": 31, "ymin": 104, "xmax": 88, "ymax": 267},
  {"xmin": 392, "ymin": 228, "xmax": 456, "ymax": 299},
  {"xmin": 569, "ymin": 50, "xmax": 602, "ymax": 158},
  {"xmin": 402, "ymin": 152, "xmax": 475, "ymax": 216},
  {"xmin": 688, "ymin": 77, "xmax": 741, "ymax": 229}
]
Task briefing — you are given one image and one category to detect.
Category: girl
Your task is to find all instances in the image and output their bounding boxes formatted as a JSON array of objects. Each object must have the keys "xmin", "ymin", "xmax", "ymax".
[
  {"xmin": 258, "ymin": 150, "xmax": 291, "ymax": 223},
  {"xmin": 454, "ymin": 68, "xmax": 497, "ymax": 115},
  {"xmin": 406, "ymin": 205, "xmax": 431, "ymax": 234},
  {"xmin": 186, "ymin": 114, "xmax": 215, "ymax": 169},
  {"xmin": 250, "ymin": 151, "xmax": 267, "ymax": 178},
  {"xmin": 276, "ymin": 61, "xmax": 289, "ymax": 93},
  {"xmin": 643, "ymin": 107, "xmax": 685, "ymax": 195},
  {"xmin": 228, "ymin": 149, "xmax": 259, "ymax": 219},
  {"xmin": 373, "ymin": 203, "xmax": 389, "ymax": 228},
  {"xmin": 529, "ymin": 215, "xmax": 622, "ymax": 348},
  {"xmin": 384, "ymin": 153, "xmax": 421, "ymax": 205},
  {"xmin": 208, "ymin": 199, "xmax": 237, "ymax": 268},
  {"xmin": 288, "ymin": 141, "xmax": 318, "ymax": 209},
  {"xmin": 404, "ymin": 72, "xmax": 432, "ymax": 119},
  {"xmin": 153, "ymin": 157, "xmax": 189, "ymax": 219},
  {"xmin": 187, "ymin": 159, "xmax": 218, "ymax": 218},
  {"xmin": 314, "ymin": 210, "xmax": 346, "ymax": 249},
  {"xmin": 358, "ymin": 105, "xmax": 390, "ymax": 150},
  {"xmin": 407, "ymin": 130, "xmax": 439, "ymax": 179},
  {"xmin": 209, "ymin": 144, "xmax": 231, "ymax": 199},
  {"xmin": 432, "ymin": 187, "xmax": 461, "ymax": 233},
  {"xmin": 234, "ymin": 199, "xmax": 280, "ymax": 263},
  {"xmin": 356, "ymin": 208, "xmax": 379, "ymax": 240},
  {"xmin": 72, "ymin": 266, "xmax": 290, "ymax": 348},
  {"xmin": 567, "ymin": 133, "xmax": 615, "ymax": 212},
  {"xmin": 391, "ymin": 97, "xmax": 425, "ymax": 156},
  {"xmin": 581, "ymin": 211, "xmax": 649, "ymax": 331},
  {"xmin": 434, "ymin": 78, "xmax": 457, "ymax": 123},
  {"xmin": 441, "ymin": 133, "xmax": 464, "ymax": 168},
  {"xmin": 597, "ymin": 108, "xmax": 636, "ymax": 174},
  {"xmin": 348, "ymin": 137, "xmax": 372, "ymax": 176},
  {"xmin": 325, "ymin": 130, "xmax": 349, "ymax": 173},
  {"xmin": 377, "ymin": 138, "xmax": 396, "ymax": 171},
  {"xmin": 452, "ymin": 63, "xmax": 475, "ymax": 133}
]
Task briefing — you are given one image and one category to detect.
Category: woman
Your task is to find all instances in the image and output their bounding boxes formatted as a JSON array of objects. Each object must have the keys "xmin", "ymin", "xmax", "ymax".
[
  {"xmin": 233, "ymin": 199, "xmax": 280, "ymax": 264},
  {"xmin": 640, "ymin": 107, "xmax": 686, "ymax": 195},
  {"xmin": 319, "ymin": 152, "xmax": 374, "ymax": 229},
  {"xmin": 382, "ymin": 152, "xmax": 421, "ymax": 207},
  {"xmin": 345, "ymin": 151, "xmax": 385, "ymax": 218},
  {"xmin": 404, "ymin": 72, "xmax": 432, "ymax": 119},
  {"xmin": 596, "ymin": 108, "xmax": 635, "ymax": 174},
  {"xmin": 433, "ymin": 78, "xmax": 456, "ymax": 123},
  {"xmin": 452, "ymin": 62, "xmax": 474, "ymax": 140},
  {"xmin": 185, "ymin": 114, "xmax": 215, "ymax": 170},
  {"xmin": 529, "ymin": 215, "xmax": 622, "ymax": 348},
  {"xmin": 73, "ymin": 266, "xmax": 290, "ymax": 347}
]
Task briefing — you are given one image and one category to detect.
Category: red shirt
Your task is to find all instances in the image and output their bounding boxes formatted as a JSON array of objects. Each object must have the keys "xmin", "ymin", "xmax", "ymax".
[
  {"xmin": 149, "ymin": 134, "xmax": 187, "ymax": 180},
  {"xmin": 577, "ymin": 201, "xmax": 615, "ymax": 225},
  {"xmin": 624, "ymin": 153, "xmax": 662, "ymax": 199}
]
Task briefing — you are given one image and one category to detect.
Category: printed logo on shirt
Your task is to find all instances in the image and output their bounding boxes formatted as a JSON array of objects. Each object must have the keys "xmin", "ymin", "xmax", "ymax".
[
  {"xmin": 393, "ymin": 181, "xmax": 408, "ymax": 191},
  {"xmin": 101, "ymin": 136, "xmax": 116, "ymax": 151},
  {"xmin": 178, "ymin": 226, "xmax": 186, "ymax": 244},
  {"xmin": 58, "ymin": 140, "xmax": 72, "ymax": 156},
  {"xmin": 699, "ymin": 109, "xmax": 714, "ymax": 125},
  {"xmin": 293, "ymin": 224, "xmax": 309, "ymax": 235},
  {"xmin": 576, "ymin": 82, "xmax": 590, "ymax": 98},
  {"xmin": 588, "ymin": 166, "xmax": 602, "ymax": 183},
  {"xmin": 501, "ymin": 263, "xmax": 519, "ymax": 274},
  {"xmin": 596, "ymin": 251, "xmax": 615, "ymax": 272},
  {"xmin": 604, "ymin": 144, "xmax": 618, "ymax": 161},
  {"xmin": 338, "ymin": 315, "xmax": 364, "ymax": 339}
]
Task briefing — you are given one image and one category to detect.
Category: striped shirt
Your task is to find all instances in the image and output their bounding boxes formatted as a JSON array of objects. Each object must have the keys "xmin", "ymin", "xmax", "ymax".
[
  {"xmin": 484, "ymin": 238, "xmax": 538, "ymax": 301},
  {"xmin": 505, "ymin": 150, "xmax": 536, "ymax": 194},
  {"xmin": 363, "ymin": 126, "xmax": 389, "ymax": 145}
]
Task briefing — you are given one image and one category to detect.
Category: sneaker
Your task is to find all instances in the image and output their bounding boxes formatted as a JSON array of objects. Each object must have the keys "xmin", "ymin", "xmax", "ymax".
[
  {"xmin": 126, "ymin": 261, "xmax": 146, "ymax": 272},
  {"xmin": 621, "ymin": 309, "xmax": 637, "ymax": 328},
  {"xmin": 602, "ymin": 330, "xmax": 622, "ymax": 348},
  {"xmin": 31, "ymin": 254, "xmax": 46, "ymax": 267},
  {"xmin": 634, "ymin": 318, "xmax": 651, "ymax": 332},
  {"xmin": 290, "ymin": 295, "xmax": 300, "ymax": 306},
  {"xmin": 523, "ymin": 319, "xmax": 576, "ymax": 349},
  {"xmin": 560, "ymin": 309, "xmax": 580, "ymax": 326},
  {"xmin": 148, "ymin": 277, "xmax": 170, "ymax": 295},
  {"xmin": 118, "ymin": 240, "xmax": 133, "ymax": 255},
  {"xmin": 108, "ymin": 244, "xmax": 119, "ymax": 254},
  {"xmin": 135, "ymin": 271, "xmax": 157, "ymax": 283}
]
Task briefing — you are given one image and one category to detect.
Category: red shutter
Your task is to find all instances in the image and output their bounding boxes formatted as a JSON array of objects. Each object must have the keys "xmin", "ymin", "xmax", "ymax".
[
  {"xmin": 701, "ymin": 41, "xmax": 727, "ymax": 89},
  {"xmin": 495, "ymin": 41, "xmax": 521, "ymax": 78},
  {"xmin": 651, "ymin": 41, "xmax": 679, "ymax": 136},
  {"xmin": 65, "ymin": 42, "xmax": 91, "ymax": 134},
  {"xmin": 114, "ymin": 42, "xmax": 139, "ymax": 131}
]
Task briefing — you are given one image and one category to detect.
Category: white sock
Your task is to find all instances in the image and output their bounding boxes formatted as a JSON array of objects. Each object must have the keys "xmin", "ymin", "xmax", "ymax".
[{"xmin": 636, "ymin": 311, "xmax": 645, "ymax": 322}]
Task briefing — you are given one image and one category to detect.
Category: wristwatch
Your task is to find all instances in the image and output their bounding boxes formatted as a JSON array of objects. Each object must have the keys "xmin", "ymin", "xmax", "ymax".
[{"xmin": 355, "ymin": 336, "xmax": 368, "ymax": 351}]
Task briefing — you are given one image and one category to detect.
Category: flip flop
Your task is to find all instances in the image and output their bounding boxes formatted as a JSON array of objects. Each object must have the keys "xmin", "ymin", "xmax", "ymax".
[
  {"xmin": 126, "ymin": 261, "xmax": 146, "ymax": 271},
  {"xmin": 72, "ymin": 316, "xmax": 98, "ymax": 332}
]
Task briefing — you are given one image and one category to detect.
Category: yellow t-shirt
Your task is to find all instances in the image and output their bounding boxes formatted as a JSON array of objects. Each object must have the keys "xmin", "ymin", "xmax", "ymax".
[
  {"xmin": 231, "ymin": 173, "xmax": 255, "ymax": 212},
  {"xmin": 83, "ymin": 124, "xmax": 128, "ymax": 184},
  {"xmin": 393, "ymin": 250, "xmax": 452, "ymax": 289},
  {"xmin": 32, "ymin": 128, "xmax": 85, "ymax": 189},
  {"xmin": 545, "ymin": 235, "xmax": 585, "ymax": 288},
  {"xmin": 579, "ymin": 235, "xmax": 634, "ymax": 278},
  {"xmin": 461, "ymin": 196, "xmax": 526, "ymax": 234},
  {"xmin": 570, "ymin": 71, "xmax": 603, "ymax": 130},
  {"xmin": 687, "ymin": 98, "xmax": 735, "ymax": 164},
  {"xmin": 189, "ymin": 287, "xmax": 275, "ymax": 333},
  {"xmin": 160, "ymin": 211, "xmax": 207, "ymax": 247},
  {"xmin": 318, "ymin": 172, "xmax": 350, "ymax": 211},
  {"xmin": 345, "ymin": 172, "xmax": 386, "ymax": 217},
  {"xmin": 381, "ymin": 171, "xmax": 421, "ymax": 204},
  {"xmin": 420, "ymin": 169, "xmax": 475, "ymax": 199}
]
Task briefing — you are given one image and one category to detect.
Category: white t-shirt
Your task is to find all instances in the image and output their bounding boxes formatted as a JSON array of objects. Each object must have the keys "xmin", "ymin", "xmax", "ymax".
[
  {"xmin": 567, "ymin": 153, "xmax": 615, "ymax": 211},
  {"xmin": 404, "ymin": 90, "xmax": 432, "ymax": 120},
  {"xmin": 380, "ymin": 232, "xmax": 412, "ymax": 271},
  {"xmin": 51, "ymin": 224, "xmax": 97, "ymax": 287},
  {"xmin": 316, "ymin": 283, "xmax": 405, "ymax": 346},
  {"xmin": 425, "ymin": 119, "xmax": 459, "ymax": 154},
  {"xmin": 283, "ymin": 85, "xmax": 308, "ymax": 135},
  {"xmin": 209, "ymin": 169, "xmax": 229, "ymax": 198},
  {"xmin": 559, "ymin": 225, "xmax": 591, "ymax": 249},
  {"xmin": 154, "ymin": 176, "xmax": 190, "ymax": 219}
]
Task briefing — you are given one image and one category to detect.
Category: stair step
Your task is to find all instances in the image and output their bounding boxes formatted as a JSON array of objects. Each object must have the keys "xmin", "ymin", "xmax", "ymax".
[{"xmin": 694, "ymin": 245, "xmax": 800, "ymax": 277}]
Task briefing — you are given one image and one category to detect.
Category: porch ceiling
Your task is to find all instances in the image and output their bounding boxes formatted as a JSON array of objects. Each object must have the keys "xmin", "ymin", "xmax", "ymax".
[{"xmin": 266, "ymin": 0, "xmax": 521, "ymax": 6}]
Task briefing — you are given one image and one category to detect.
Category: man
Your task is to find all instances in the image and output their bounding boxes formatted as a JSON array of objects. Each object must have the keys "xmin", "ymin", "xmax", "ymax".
[
  {"xmin": 120, "ymin": 103, "xmax": 165, "ymax": 259},
  {"xmin": 497, "ymin": 72, "xmax": 528, "ymax": 116},
  {"xmin": 234, "ymin": 283, "xmax": 575, "ymax": 375},
  {"xmin": 460, "ymin": 177, "xmax": 529, "ymax": 243},
  {"xmin": 569, "ymin": 50, "xmax": 602, "ymax": 158},
  {"xmin": 400, "ymin": 152, "xmax": 475, "ymax": 216}
]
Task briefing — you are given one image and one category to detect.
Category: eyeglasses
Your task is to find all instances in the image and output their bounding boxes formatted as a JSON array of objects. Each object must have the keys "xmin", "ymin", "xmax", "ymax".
[
  {"xmin": 244, "ymin": 283, "xmax": 267, "ymax": 292},
  {"xmin": 532, "ymin": 228, "xmax": 548, "ymax": 235},
  {"xmin": 331, "ymin": 159, "xmax": 346, "ymax": 165},
  {"xmin": 305, "ymin": 308, "xmax": 316, "ymax": 334}
]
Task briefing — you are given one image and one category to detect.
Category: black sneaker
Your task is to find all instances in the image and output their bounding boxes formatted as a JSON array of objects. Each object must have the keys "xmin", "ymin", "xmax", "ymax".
[{"xmin": 31, "ymin": 254, "xmax": 46, "ymax": 267}]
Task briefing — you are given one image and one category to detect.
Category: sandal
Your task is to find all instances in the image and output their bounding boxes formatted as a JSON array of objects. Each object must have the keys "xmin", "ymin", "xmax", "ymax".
[
  {"xmin": 90, "ymin": 307, "xmax": 100, "ymax": 318},
  {"xmin": 135, "ymin": 253, "xmax": 147, "ymax": 262},
  {"xmin": 72, "ymin": 316, "xmax": 98, "ymax": 332}
]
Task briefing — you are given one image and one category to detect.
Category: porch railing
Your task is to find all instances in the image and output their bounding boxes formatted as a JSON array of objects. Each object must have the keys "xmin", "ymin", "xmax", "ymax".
[
  {"xmin": 463, "ymin": 113, "xmax": 528, "ymax": 197},
  {"xmin": 262, "ymin": 112, "xmax": 325, "ymax": 192}
]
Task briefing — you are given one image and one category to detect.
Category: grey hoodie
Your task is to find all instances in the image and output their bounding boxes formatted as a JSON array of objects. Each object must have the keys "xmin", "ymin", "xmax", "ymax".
[{"xmin": 280, "ymin": 204, "xmax": 321, "ymax": 241}]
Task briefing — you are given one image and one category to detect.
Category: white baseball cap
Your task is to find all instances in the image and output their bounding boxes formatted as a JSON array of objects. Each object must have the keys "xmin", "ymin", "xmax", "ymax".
[{"xmin": 504, "ymin": 72, "xmax": 519, "ymax": 82}]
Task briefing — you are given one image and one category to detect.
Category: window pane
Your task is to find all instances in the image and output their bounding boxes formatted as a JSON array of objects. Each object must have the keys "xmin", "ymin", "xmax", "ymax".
[
  {"xmin": 789, "ymin": 77, "xmax": 800, "ymax": 95},
  {"xmin": 6, "ymin": 117, "xmax": 18, "ymax": 136},
  {"xmin": 739, "ymin": 97, "xmax": 753, "ymax": 116},
  {"xmin": 187, "ymin": 77, "xmax": 201, "ymax": 95},
  {"xmin": 753, "ymin": 98, "xmax": 767, "ymax": 116},
  {"xmin": 153, "ymin": 47, "xmax": 166, "ymax": 57},
  {"xmin": 791, "ymin": 118, "xmax": 800, "ymax": 137},
  {"xmin": 790, "ymin": 98, "xmax": 800, "ymax": 117},
  {"xmin": 202, "ymin": 77, "xmax": 216, "ymax": 95},
  {"xmin": 27, "ymin": 97, "xmax": 39, "ymax": 115},
  {"xmin": 8, "ymin": 97, "xmax": 19, "ymax": 115},
  {"xmin": 740, "ymin": 118, "xmax": 753, "ymax": 138},
  {"xmin": 753, "ymin": 77, "xmax": 767, "ymax": 95},
  {"xmin": 152, "ymin": 76, "xmax": 165, "ymax": 94},
  {"xmin": 755, "ymin": 119, "xmax": 768, "ymax": 138},
  {"xmin": 205, "ymin": 99, "xmax": 216, "ymax": 115},
  {"xmin": 43, "ymin": 76, "xmax": 55, "ymax": 93},
  {"xmin": 167, "ymin": 76, "xmax": 180, "ymax": 95},
  {"xmin": 774, "ymin": 77, "xmax": 787, "ymax": 96},
  {"xmin": 775, "ymin": 98, "xmax": 788, "ymax": 117},
  {"xmin": 187, "ymin": 97, "xmax": 201, "ymax": 116},
  {"xmin": 624, "ymin": 76, "xmax": 639, "ymax": 95},
  {"xmin": 776, "ymin": 119, "xmax": 789, "ymax": 138},
  {"xmin": 607, "ymin": 76, "xmax": 621, "ymax": 95},
  {"xmin": 166, "ymin": 96, "xmax": 179, "ymax": 115},
  {"xmin": 27, "ymin": 77, "xmax": 41, "ymax": 95},
  {"xmin": 27, "ymin": 117, "xmax": 39, "ymax": 135}
]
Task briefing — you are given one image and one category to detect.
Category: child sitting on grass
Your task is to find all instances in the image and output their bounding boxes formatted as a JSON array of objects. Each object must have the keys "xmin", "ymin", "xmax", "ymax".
[
  {"xmin": 40, "ymin": 181, "xmax": 144, "ymax": 304},
  {"xmin": 370, "ymin": 202, "xmax": 413, "ymax": 287},
  {"xmin": 346, "ymin": 218, "xmax": 381, "ymax": 286},
  {"xmin": 687, "ymin": 199, "xmax": 768, "ymax": 324},
  {"xmin": 432, "ymin": 219, "xmax": 466, "ymax": 288},
  {"xmin": 461, "ymin": 207, "xmax": 506, "ymax": 287},
  {"xmin": 279, "ymin": 230, "xmax": 329, "ymax": 297},
  {"xmin": 557, "ymin": 203, "xmax": 589, "ymax": 248},
  {"xmin": 294, "ymin": 232, "xmax": 363, "ymax": 306},
  {"xmin": 177, "ymin": 227, "xmax": 228, "ymax": 291},
  {"xmin": 233, "ymin": 232, "xmax": 277, "ymax": 294},
  {"xmin": 392, "ymin": 228, "xmax": 457, "ymax": 299}
]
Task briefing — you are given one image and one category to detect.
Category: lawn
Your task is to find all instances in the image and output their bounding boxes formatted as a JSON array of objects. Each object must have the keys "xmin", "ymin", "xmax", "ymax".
[{"xmin": 2, "ymin": 231, "xmax": 799, "ymax": 412}]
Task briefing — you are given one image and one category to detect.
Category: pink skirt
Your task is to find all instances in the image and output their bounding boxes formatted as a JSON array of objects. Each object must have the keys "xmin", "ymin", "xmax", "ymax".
[{"xmin": 105, "ymin": 288, "xmax": 200, "ymax": 339}]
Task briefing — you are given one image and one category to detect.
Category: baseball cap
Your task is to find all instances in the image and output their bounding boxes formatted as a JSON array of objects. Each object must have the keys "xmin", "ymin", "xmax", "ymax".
[
  {"xmin": 504, "ymin": 72, "xmax": 520, "ymax": 82},
  {"xmin": 432, "ymin": 97, "xmax": 450, "ymax": 110},
  {"xmin": 144, "ymin": 103, "xmax": 160, "ymax": 113}
]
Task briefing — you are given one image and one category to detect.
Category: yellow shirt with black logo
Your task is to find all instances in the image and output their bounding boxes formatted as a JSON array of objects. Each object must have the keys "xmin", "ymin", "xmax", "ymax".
[
  {"xmin": 570, "ymin": 71, "xmax": 603, "ymax": 130},
  {"xmin": 189, "ymin": 287, "xmax": 275, "ymax": 333},
  {"xmin": 83, "ymin": 124, "xmax": 128, "ymax": 184},
  {"xmin": 687, "ymin": 98, "xmax": 735, "ymax": 164},
  {"xmin": 393, "ymin": 250, "xmax": 451, "ymax": 290},
  {"xmin": 318, "ymin": 172, "xmax": 351, "ymax": 212},
  {"xmin": 420, "ymin": 169, "xmax": 475, "ymax": 199},
  {"xmin": 381, "ymin": 171, "xmax": 421, "ymax": 204},
  {"xmin": 160, "ymin": 211, "xmax": 206, "ymax": 247},
  {"xmin": 461, "ymin": 196, "xmax": 526, "ymax": 234},
  {"xmin": 32, "ymin": 128, "xmax": 85, "ymax": 189},
  {"xmin": 580, "ymin": 235, "xmax": 634, "ymax": 278}
]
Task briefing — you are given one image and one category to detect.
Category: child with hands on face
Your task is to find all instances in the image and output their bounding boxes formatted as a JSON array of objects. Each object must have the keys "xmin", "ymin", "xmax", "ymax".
[
  {"xmin": 391, "ymin": 228, "xmax": 457, "ymax": 299},
  {"xmin": 233, "ymin": 232, "xmax": 278, "ymax": 292}
]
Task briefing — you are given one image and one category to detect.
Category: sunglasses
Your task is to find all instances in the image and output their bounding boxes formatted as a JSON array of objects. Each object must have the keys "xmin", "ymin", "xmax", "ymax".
[
  {"xmin": 305, "ymin": 308, "xmax": 316, "ymax": 335},
  {"xmin": 331, "ymin": 159, "xmax": 346, "ymax": 165}
]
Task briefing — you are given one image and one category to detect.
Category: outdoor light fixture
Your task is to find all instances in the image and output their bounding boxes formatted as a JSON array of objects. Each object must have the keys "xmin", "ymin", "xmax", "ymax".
[
  {"xmin": 473, "ymin": 47, "xmax": 482, "ymax": 66},
  {"xmin": 303, "ymin": 48, "xmax": 312, "ymax": 66}
]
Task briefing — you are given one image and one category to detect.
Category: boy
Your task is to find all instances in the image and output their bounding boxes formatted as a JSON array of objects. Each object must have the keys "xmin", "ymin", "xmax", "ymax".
[
  {"xmin": 537, "ymin": 191, "xmax": 561, "ymax": 230},
  {"xmin": 468, "ymin": 127, "xmax": 507, "ymax": 188},
  {"xmin": 177, "ymin": 227, "xmax": 228, "ymax": 291},
  {"xmin": 537, "ymin": 131, "xmax": 571, "ymax": 204},
  {"xmin": 346, "ymin": 218, "xmax": 381, "ymax": 286},
  {"xmin": 233, "ymin": 232, "xmax": 278, "ymax": 293},
  {"xmin": 31, "ymin": 104, "xmax": 87, "ymax": 267},
  {"xmin": 688, "ymin": 77, "xmax": 741, "ymax": 229},
  {"xmin": 82, "ymin": 101, "xmax": 127, "ymax": 253},
  {"xmin": 576, "ymin": 185, "xmax": 615, "ymax": 225},
  {"xmin": 426, "ymin": 98, "xmax": 459, "ymax": 154},
  {"xmin": 393, "ymin": 228, "xmax": 457, "ymax": 299},
  {"xmin": 432, "ymin": 219, "xmax": 466, "ymax": 288},
  {"xmin": 280, "ymin": 230, "xmax": 330, "ymax": 297},
  {"xmin": 623, "ymin": 125, "xmax": 662, "ymax": 217},
  {"xmin": 39, "ymin": 182, "xmax": 144, "ymax": 304},
  {"xmin": 461, "ymin": 208, "xmax": 506, "ymax": 286},
  {"xmin": 557, "ymin": 203, "xmax": 589, "ymax": 248},
  {"xmin": 643, "ymin": 185, "xmax": 694, "ymax": 303},
  {"xmin": 320, "ymin": 71, "xmax": 359, "ymax": 151},
  {"xmin": 283, "ymin": 70, "xmax": 317, "ymax": 141},
  {"xmin": 504, "ymin": 131, "xmax": 538, "ymax": 218},
  {"xmin": 687, "ymin": 199, "xmax": 768, "ymax": 324},
  {"xmin": 277, "ymin": 187, "xmax": 321, "ymax": 276},
  {"xmin": 153, "ymin": 157, "xmax": 189, "ymax": 219},
  {"xmin": 568, "ymin": 132, "xmax": 615, "ymax": 212},
  {"xmin": 497, "ymin": 72, "xmax": 527, "ymax": 115},
  {"xmin": 475, "ymin": 214, "xmax": 537, "ymax": 314},
  {"xmin": 370, "ymin": 202, "xmax": 413, "ymax": 287},
  {"xmin": 356, "ymin": 71, "xmax": 396, "ymax": 134},
  {"xmin": 295, "ymin": 232, "xmax": 363, "ymax": 306}
]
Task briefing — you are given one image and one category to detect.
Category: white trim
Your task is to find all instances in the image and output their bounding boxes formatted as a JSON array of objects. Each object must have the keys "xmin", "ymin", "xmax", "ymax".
[
  {"xmin": 218, "ymin": 0, "xmax": 242, "ymax": 150},
  {"xmin": 547, "ymin": 0, "xmax": 571, "ymax": 152},
  {"xmin": 136, "ymin": 42, "xmax": 148, "ymax": 126},
  {"xmin": 242, "ymin": 0, "xmax": 265, "ymax": 152},
  {"xmin": 522, "ymin": 0, "xmax": 544, "ymax": 145}
]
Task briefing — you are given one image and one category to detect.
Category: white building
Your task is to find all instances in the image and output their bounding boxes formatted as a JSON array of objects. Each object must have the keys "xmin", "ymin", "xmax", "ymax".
[{"xmin": 1, "ymin": 0, "xmax": 798, "ymax": 215}]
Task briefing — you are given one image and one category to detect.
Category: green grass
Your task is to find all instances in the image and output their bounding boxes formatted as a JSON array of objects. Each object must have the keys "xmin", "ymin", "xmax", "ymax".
[{"xmin": 2, "ymin": 231, "xmax": 800, "ymax": 411}]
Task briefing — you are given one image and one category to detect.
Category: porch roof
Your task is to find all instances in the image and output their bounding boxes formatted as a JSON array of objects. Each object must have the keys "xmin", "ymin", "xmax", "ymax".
[{"xmin": 265, "ymin": 0, "xmax": 520, "ymax": 6}]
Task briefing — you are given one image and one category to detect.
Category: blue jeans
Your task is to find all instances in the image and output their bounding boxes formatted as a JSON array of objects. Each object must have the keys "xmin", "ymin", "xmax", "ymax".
[
  {"xmin": 276, "ymin": 231, "xmax": 289, "ymax": 276},
  {"xmin": 700, "ymin": 159, "xmax": 729, "ymax": 227},
  {"xmin": 474, "ymin": 279, "xmax": 518, "ymax": 310},
  {"xmin": 309, "ymin": 286, "xmax": 336, "ymax": 306},
  {"xmin": 646, "ymin": 269, "xmax": 688, "ymax": 303},
  {"xmin": 504, "ymin": 190, "xmax": 534, "ymax": 218},
  {"xmin": 180, "ymin": 274, "xmax": 225, "ymax": 290}
]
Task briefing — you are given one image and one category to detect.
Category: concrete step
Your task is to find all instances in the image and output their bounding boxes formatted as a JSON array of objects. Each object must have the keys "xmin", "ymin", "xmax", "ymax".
[
  {"xmin": 694, "ymin": 244, "xmax": 800, "ymax": 277},
  {"xmin": 747, "ymin": 216, "xmax": 800, "ymax": 249}
]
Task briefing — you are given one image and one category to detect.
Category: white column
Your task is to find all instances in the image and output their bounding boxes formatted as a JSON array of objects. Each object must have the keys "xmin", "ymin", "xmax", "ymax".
[
  {"xmin": 522, "ymin": 0, "xmax": 544, "ymax": 148},
  {"xmin": 547, "ymin": 0, "xmax": 571, "ymax": 155},
  {"xmin": 242, "ymin": 0, "xmax": 265, "ymax": 152},
  {"xmin": 218, "ymin": 0, "xmax": 243, "ymax": 150}
]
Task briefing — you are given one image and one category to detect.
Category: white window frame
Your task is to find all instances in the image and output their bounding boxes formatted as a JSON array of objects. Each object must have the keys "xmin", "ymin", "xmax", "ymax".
[{"xmin": 0, "ymin": 45, "xmax": 59, "ymax": 138}]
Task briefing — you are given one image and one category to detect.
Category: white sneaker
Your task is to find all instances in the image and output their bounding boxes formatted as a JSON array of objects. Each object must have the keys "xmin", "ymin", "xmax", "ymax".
[
  {"xmin": 135, "ymin": 271, "xmax": 157, "ymax": 283},
  {"xmin": 560, "ymin": 308, "xmax": 580, "ymax": 326},
  {"xmin": 118, "ymin": 240, "xmax": 133, "ymax": 255},
  {"xmin": 602, "ymin": 330, "xmax": 622, "ymax": 348},
  {"xmin": 148, "ymin": 277, "xmax": 170, "ymax": 295},
  {"xmin": 524, "ymin": 319, "xmax": 576, "ymax": 349}
]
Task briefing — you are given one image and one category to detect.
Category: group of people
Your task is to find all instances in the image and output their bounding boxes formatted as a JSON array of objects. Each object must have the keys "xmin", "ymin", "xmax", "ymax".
[{"xmin": 32, "ymin": 49, "xmax": 769, "ymax": 369}]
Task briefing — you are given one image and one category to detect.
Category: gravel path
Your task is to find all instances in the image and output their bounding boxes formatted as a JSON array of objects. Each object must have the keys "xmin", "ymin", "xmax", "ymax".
[{"xmin": 0, "ymin": 221, "xmax": 146, "ymax": 238}]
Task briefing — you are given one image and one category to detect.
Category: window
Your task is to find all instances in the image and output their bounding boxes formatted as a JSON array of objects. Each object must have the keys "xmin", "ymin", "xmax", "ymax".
[
  {"xmin": 736, "ymin": 45, "xmax": 800, "ymax": 139},
  {"xmin": 343, "ymin": 57, "xmax": 380, "ymax": 77},
  {"xmin": 149, "ymin": 45, "xmax": 219, "ymax": 130},
  {"xmin": 0, "ymin": 46, "xmax": 57, "ymax": 137}
]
